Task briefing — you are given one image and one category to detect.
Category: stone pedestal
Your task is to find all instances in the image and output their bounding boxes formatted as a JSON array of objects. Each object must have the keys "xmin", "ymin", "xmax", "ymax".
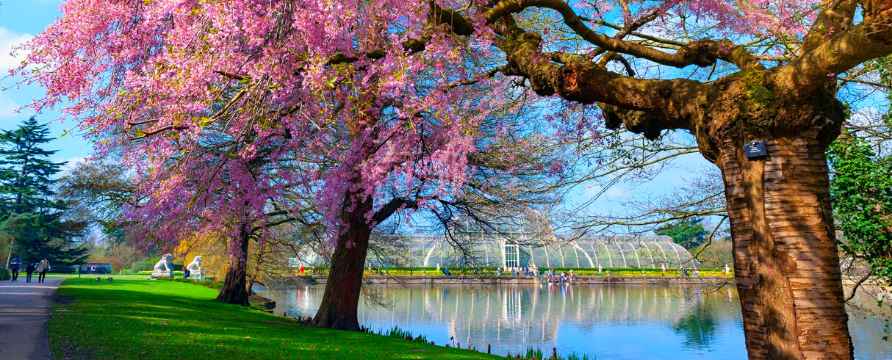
[
  {"xmin": 186, "ymin": 270, "xmax": 203, "ymax": 280},
  {"xmin": 150, "ymin": 270, "xmax": 172, "ymax": 279}
]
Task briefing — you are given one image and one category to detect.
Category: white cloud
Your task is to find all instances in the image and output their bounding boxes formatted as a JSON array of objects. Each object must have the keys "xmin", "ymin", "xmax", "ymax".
[
  {"xmin": 0, "ymin": 27, "xmax": 34, "ymax": 73},
  {"xmin": 59, "ymin": 156, "xmax": 87, "ymax": 173},
  {"xmin": 603, "ymin": 184, "xmax": 629, "ymax": 198}
]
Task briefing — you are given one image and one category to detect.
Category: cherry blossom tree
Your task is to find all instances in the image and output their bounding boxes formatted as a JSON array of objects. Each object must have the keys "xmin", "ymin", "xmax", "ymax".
[
  {"xmin": 16, "ymin": 0, "xmax": 892, "ymax": 358},
  {"xmin": 16, "ymin": 0, "xmax": 564, "ymax": 320}
]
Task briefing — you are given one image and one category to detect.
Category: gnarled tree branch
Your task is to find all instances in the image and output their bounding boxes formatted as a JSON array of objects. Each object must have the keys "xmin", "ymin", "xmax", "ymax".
[
  {"xmin": 499, "ymin": 30, "xmax": 708, "ymax": 133},
  {"xmin": 485, "ymin": 0, "xmax": 758, "ymax": 69},
  {"xmin": 372, "ymin": 197, "xmax": 418, "ymax": 224},
  {"xmin": 773, "ymin": 6, "xmax": 892, "ymax": 94}
]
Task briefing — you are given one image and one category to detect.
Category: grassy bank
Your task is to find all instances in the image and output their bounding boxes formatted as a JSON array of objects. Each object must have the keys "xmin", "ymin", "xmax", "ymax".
[
  {"xmin": 47, "ymin": 274, "xmax": 148, "ymax": 279},
  {"xmin": 48, "ymin": 278, "xmax": 499, "ymax": 360}
]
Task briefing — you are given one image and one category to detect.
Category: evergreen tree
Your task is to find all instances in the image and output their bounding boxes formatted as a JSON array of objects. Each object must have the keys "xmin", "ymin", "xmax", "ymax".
[
  {"xmin": 654, "ymin": 217, "xmax": 710, "ymax": 250},
  {"xmin": 0, "ymin": 117, "xmax": 87, "ymax": 266}
]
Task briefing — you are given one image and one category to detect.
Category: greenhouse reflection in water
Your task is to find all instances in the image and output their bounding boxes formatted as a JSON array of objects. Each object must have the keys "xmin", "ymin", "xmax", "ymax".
[
  {"xmin": 257, "ymin": 284, "xmax": 892, "ymax": 360},
  {"xmin": 265, "ymin": 284, "xmax": 745, "ymax": 360}
]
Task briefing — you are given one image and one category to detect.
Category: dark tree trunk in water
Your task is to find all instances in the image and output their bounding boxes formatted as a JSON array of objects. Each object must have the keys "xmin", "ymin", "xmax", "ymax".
[
  {"xmin": 215, "ymin": 223, "xmax": 251, "ymax": 306},
  {"xmin": 712, "ymin": 119, "xmax": 852, "ymax": 358},
  {"xmin": 310, "ymin": 195, "xmax": 374, "ymax": 331}
]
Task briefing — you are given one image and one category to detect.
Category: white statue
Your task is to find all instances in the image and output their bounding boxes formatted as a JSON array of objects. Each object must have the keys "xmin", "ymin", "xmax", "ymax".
[
  {"xmin": 186, "ymin": 256, "xmax": 204, "ymax": 280},
  {"xmin": 151, "ymin": 254, "xmax": 174, "ymax": 278}
]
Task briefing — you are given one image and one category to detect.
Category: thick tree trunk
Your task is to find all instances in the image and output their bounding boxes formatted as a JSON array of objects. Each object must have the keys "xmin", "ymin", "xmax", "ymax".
[
  {"xmin": 717, "ymin": 129, "xmax": 852, "ymax": 360},
  {"xmin": 215, "ymin": 223, "xmax": 251, "ymax": 306},
  {"xmin": 310, "ymin": 196, "xmax": 374, "ymax": 331}
]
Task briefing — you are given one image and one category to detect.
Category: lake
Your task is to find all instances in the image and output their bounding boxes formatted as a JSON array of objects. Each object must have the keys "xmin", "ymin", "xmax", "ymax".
[{"xmin": 255, "ymin": 283, "xmax": 891, "ymax": 360}]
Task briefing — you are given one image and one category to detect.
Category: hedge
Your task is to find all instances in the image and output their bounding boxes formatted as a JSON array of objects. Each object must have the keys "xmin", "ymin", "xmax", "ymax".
[
  {"xmin": 49, "ymin": 267, "xmax": 78, "ymax": 274},
  {"xmin": 0, "ymin": 268, "xmax": 9, "ymax": 281},
  {"xmin": 132, "ymin": 262, "xmax": 183, "ymax": 272},
  {"xmin": 135, "ymin": 270, "xmax": 184, "ymax": 275},
  {"xmin": 131, "ymin": 262, "xmax": 154, "ymax": 272}
]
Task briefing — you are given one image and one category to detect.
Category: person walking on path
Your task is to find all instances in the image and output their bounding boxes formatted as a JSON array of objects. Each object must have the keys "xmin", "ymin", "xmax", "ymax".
[
  {"xmin": 36, "ymin": 258, "xmax": 50, "ymax": 283},
  {"xmin": 8, "ymin": 255, "xmax": 22, "ymax": 281},
  {"xmin": 25, "ymin": 263, "xmax": 35, "ymax": 283}
]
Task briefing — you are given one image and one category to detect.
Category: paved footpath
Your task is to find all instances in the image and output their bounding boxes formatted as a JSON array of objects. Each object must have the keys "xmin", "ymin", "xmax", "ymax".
[{"xmin": 0, "ymin": 277, "xmax": 64, "ymax": 360}]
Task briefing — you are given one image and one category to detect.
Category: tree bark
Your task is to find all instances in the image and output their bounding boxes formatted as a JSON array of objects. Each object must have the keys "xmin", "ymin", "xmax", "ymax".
[
  {"xmin": 215, "ymin": 223, "xmax": 251, "ymax": 306},
  {"xmin": 310, "ymin": 195, "xmax": 374, "ymax": 331},
  {"xmin": 717, "ymin": 129, "xmax": 852, "ymax": 360}
]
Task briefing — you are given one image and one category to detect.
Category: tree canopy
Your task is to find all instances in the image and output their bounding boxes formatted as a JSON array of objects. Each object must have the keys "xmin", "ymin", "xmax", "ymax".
[
  {"xmin": 16, "ymin": 0, "xmax": 892, "ymax": 236},
  {"xmin": 654, "ymin": 217, "xmax": 710, "ymax": 250},
  {"xmin": 0, "ymin": 117, "xmax": 65, "ymax": 214},
  {"xmin": 0, "ymin": 118, "xmax": 87, "ymax": 265}
]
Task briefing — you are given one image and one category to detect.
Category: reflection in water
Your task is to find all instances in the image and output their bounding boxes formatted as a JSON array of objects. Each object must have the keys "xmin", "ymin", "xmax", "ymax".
[
  {"xmin": 256, "ymin": 284, "xmax": 890, "ymax": 360},
  {"xmin": 673, "ymin": 303, "xmax": 717, "ymax": 350}
]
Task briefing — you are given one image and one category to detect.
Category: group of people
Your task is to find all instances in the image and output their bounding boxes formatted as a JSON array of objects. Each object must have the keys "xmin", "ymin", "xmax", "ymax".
[
  {"xmin": 497, "ymin": 265, "xmax": 538, "ymax": 277},
  {"xmin": 680, "ymin": 267, "xmax": 699, "ymax": 277},
  {"xmin": 296, "ymin": 265, "xmax": 317, "ymax": 275},
  {"xmin": 7, "ymin": 255, "xmax": 51, "ymax": 283},
  {"xmin": 541, "ymin": 268, "xmax": 575, "ymax": 284},
  {"xmin": 494, "ymin": 264, "xmax": 575, "ymax": 284},
  {"xmin": 367, "ymin": 265, "xmax": 389, "ymax": 276}
]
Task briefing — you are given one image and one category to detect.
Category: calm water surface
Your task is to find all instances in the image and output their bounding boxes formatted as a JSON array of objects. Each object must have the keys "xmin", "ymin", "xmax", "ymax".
[{"xmin": 255, "ymin": 284, "xmax": 891, "ymax": 360}]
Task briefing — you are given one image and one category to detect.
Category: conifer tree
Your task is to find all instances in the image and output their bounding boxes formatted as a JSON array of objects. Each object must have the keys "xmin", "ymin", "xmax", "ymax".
[
  {"xmin": 654, "ymin": 217, "xmax": 710, "ymax": 250},
  {"xmin": 0, "ymin": 117, "xmax": 87, "ymax": 267}
]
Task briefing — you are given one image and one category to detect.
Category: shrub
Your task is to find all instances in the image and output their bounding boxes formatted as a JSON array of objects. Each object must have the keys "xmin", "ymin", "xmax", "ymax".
[
  {"xmin": 0, "ymin": 268, "xmax": 9, "ymax": 281},
  {"xmin": 132, "ymin": 261, "xmax": 184, "ymax": 272},
  {"xmin": 131, "ymin": 262, "xmax": 155, "ymax": 272},
  {"xmin": 136, "ymin": 270, "xmax": 185, "ymax": 276},
  {"xmin": 48, "ymin": 266, "xmax": 77, "ymax": 274}
]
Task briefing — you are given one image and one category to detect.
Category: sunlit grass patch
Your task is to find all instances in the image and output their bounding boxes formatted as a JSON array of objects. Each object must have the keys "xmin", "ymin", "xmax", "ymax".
[{"xmin": 48, "ymin": 278, "xmax": 500, "ymax": 360}]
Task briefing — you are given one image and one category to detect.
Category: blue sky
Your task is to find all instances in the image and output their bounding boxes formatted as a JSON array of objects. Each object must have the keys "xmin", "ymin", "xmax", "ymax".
[
  {"xmin": 0, "ymin": 0, "xmax": 717, "ymax": 230},
  {"xmin": 1, "ymin": 0, "xmax": 91, "ymax": 169}
]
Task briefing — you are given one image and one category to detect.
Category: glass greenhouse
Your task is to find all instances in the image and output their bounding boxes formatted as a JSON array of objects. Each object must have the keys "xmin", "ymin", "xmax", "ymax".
[
  {"xmin": 377, "ymin": 233, "xmax": 693, "ymax": 269},
  {"xmin": 290, "ymin": 209, "xmax": 694, "ymax": 270}
]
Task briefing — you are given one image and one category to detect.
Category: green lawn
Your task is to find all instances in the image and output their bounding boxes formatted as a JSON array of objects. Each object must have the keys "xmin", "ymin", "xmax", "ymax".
[
  {"xmin": 47, "ymin": 274, "xmax": 148, "ymax": 279},
  {"xmin": 49, "ymin": 278, "xmax": 500, "ymax": 360}
]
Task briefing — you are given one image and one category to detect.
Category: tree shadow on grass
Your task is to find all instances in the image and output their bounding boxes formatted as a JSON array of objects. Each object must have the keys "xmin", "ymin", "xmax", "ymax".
[{"xmin": 50, "ymin": 282, "xmax": 495, "ymax": 360}]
